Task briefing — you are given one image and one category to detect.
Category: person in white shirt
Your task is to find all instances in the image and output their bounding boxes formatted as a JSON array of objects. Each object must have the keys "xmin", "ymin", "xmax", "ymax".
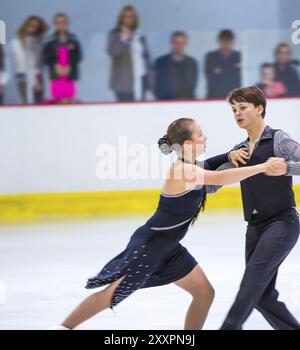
[{"xmin": 11, "ymin": 16, "xmax": 48, "ymax": 104}]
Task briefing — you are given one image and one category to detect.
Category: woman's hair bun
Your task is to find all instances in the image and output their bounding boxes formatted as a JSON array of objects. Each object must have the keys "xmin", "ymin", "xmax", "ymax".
[{"xmin": 158, "ymin": 135, "xmax": 172, "ymax": 155}]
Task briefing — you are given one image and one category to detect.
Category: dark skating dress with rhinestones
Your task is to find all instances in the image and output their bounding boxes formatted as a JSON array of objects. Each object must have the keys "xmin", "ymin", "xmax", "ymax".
[
  {"xmin": 86, "ymin": 185, "xmax": 206, "ymax": 309},
  {"xmin": 85, "ymin": 153, "xmax": 229, "ymax": 309}
]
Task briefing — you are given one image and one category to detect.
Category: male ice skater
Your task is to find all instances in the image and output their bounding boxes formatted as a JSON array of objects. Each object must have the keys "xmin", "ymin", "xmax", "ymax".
[{"xmin": 209, "ymin": 86, "xmax": 300, "ymax": 330}]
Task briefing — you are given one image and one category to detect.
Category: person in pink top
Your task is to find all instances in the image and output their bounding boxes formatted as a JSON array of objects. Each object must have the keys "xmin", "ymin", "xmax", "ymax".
[
  {"xmin": 43, "ymin": 13, "xmax": 82, "ymax": 104},
  {"xmin": 50, "ymin": 44, "xmax": 76, "ymax": 103},
  {"xmin": 256, "ymin": 63, "xmax": 286, "ymax": 98}
]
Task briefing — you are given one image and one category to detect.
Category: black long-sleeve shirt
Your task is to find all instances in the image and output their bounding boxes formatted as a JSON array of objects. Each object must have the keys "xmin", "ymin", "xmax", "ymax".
[
  {"xmin": 154, "ymin": 54, "xmax": 198, "ymax": 100},
  {"xmin": 205, "ymin": 50, "xmax": 241, "ymax": 98}
]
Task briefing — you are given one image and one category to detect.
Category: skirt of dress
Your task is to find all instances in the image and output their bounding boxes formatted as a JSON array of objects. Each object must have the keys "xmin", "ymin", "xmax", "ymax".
[{"xmin": 85, "ymin": 222, "xmax": 198, "ymax": 309}]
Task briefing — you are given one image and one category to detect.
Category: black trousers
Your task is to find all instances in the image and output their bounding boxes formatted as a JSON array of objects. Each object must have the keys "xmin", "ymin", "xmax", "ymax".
[{"xmin": 221, "ymin": 208, "xmax": 300, "ymax": 330}]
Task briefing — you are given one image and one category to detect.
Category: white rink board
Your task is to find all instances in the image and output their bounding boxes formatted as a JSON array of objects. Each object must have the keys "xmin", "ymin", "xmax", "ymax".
[{"xmin": 0, "ymin": 98, "xmax": 299, "ymax": 194}]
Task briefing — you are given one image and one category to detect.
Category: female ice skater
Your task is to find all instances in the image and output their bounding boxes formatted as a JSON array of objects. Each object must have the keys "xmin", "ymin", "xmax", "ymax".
[{"xmin": 50, "ymin": 118, "xmax": 283, "ymax": 330}]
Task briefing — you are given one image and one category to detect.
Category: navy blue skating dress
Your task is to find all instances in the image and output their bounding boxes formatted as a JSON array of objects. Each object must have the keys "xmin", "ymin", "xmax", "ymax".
[
  {"xmin": 85, "ymin": 185, "xmax": 206, "ymax": 309},
  {"xmin": 85, "ymin": 153, "xmax": 228, "ymax": 309}
]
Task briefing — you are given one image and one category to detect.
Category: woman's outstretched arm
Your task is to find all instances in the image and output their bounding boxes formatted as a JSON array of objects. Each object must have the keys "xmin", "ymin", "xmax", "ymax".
[{"xmin": 185, "ymin": 158, "xmax": 285, "ymax": 186}]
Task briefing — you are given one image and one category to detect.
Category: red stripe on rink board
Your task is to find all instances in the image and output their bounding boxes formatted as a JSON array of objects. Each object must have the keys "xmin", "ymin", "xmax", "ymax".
[{"xmin": 0, "ymin": 96, "xmax": 300, "ymax": 109}]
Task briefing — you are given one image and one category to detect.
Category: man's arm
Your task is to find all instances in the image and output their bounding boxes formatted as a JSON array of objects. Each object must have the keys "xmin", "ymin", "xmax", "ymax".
[{"xmin": 274, "ymin": 130, "xmax": 300, "ymax": 176}]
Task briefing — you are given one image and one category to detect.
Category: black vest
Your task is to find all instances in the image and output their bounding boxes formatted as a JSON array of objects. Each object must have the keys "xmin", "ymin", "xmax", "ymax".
[{"xmin": 239, "ymin": 128, "xmax": 296, "ymax": 222}]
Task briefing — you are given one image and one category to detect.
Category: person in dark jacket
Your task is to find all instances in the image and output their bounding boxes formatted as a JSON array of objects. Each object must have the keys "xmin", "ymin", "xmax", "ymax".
[
  {"xmin": 107, "ymin": 5, "xmax": 151, "ymax": 102},
  {"xmin": 43, "ymin": 13, "xmax": 82, "ymax": 102},
  {"xmin": 205, "ymin": 29, "xmax": 241, "ymax": 99},
  {"xmin": 273, "ymin": 43, "xmax": 300, "ymax": 97},
  {"xmin": 153, "ymin": 31, "xmax": 198, "ymax": 100}
]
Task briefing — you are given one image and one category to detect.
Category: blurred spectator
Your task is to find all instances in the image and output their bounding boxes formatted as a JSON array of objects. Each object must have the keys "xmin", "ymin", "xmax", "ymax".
[
  {"xmin": 0, "ymin": 45, "xmax": 5, "ymax": 104},
  {"xmin": 273, "ymin": 43, "xmax": 300, "ymax": 97},
  {"xmin": 256, "ymin": 63, "xmax": 286, "ymax": 98},
  {"xmin": 204, "ymin": 29, "xmax": 241, "ymax": 98},
  {"xmin": 43, "ymin": 13, "xmax": 82, "ymax": 104},
  {"xmin": 153, "ymin": 31, "xmax": 198, "ymax": 100},
  {"xmin": 11, "ymin": 16, "xmax": 48, "ymax": 104},
  {"xmin": 107, "ymin": 5, "xmax": 151, "ymax": 102}
]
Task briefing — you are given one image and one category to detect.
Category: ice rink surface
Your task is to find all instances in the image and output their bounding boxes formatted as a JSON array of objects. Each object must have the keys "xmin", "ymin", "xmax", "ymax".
[{"xmin": 1, "ymin": 211, "xmax": 300, "ymax": 330}]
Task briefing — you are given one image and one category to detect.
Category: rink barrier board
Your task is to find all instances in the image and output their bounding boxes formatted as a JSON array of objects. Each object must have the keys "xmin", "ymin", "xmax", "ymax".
[{"xmin": 0, "ymin": 185, "xmax": 299, "ymax": 223}]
